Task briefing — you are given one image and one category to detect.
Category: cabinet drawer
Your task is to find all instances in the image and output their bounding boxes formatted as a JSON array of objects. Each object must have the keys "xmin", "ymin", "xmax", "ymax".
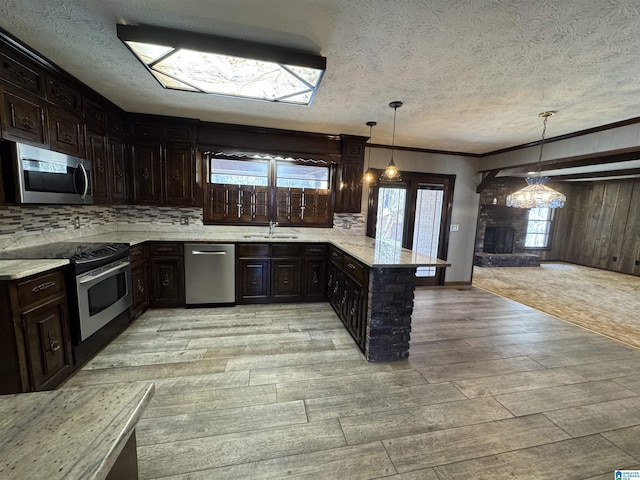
[
  {"xmin": 271, "ymin": 243, "xmax": 303, "ymax": 257},
  {"xmin": 329, "ymin": 247, "xmax": 343, "ymax": 266},
  {"xmin": 17, "ymin": 270, "xmax": 66, "ymax": 308},
  {"xmin": 343, "ymin": 255, "xmax": 367, "ymax": 285},
  {"xmin": 148, "ymin": 243, "xmax": 183, "ymax": 257},
  {"xmin": 129, "ymin": 244, "xmax": 148, "ymax": 266},
  {"xmin": 238, "ymin": 243, "xmax": 269, "ymax": 258},
  {"xmin": 304, "ymin": 244, "xmax": 327, "ymax": 257}
]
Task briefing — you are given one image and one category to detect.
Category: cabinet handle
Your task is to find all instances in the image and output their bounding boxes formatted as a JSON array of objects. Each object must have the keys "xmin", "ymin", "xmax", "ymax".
[
  {"xmin": 17, "ymin": 115, "xmax": 36, "ymax": 130},
  {"xmin": 116, "ymin": 169, "xmax": 123, "ymax": 178},
  {"xmin": 312, "ymin": 272, "xmax": 318, "ymax": 284},
  {"xmin": 157, "ymin": 247, "xmax": 173, "ymax": 252},
  {"xmin": 97, "ymin": 165, "xmax": 105, "ymax": 174},
  {"xmin": 173, "ymin": 170, "xmax": 180, "ymax": 182},
  {"xmin": 142, "ymin": 167, "xmax": 150, "ymax": 180},
  {"xmin": 48, "ymin": 331, "xmax": 60, "ymax": 352},
  {"xmin": 251, "ymin": 279, "xmax": 257, "ymax": 286},
  {"xmin": 137, "ymin": 279, "xmax": 144, "ymax": 292},
  {"xmin": 328, "ymin": 274, "xmax": 332, "ymax": 287},
  {"xmin": 342, "ymin": 291, "xmax": 348, "ymax": 304},
  {"xmin": 283, "ymin": 275, "xmax": 289, "ymax": 285},
  {"xmin": 346, "ymin": 263, "xmax": 356, "ymax": 270},
  {"xmin": 32, "ymin": 281, "xmax": 56, "ymax": 293},
  {"xmin": 162, "ymin": 274, "xmax": 170, "ymax": 287}
]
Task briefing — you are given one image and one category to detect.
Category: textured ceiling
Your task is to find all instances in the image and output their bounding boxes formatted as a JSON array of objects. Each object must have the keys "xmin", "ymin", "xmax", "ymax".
[{"xmin": 1, "ymin": 0, "xmax": 640, "ymax": 154}]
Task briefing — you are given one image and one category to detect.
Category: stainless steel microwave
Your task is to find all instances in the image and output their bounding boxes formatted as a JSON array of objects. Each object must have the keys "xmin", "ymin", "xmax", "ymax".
[{"xmin": 1, "ymin": 142, "xmax": 93, "ymax": 205}]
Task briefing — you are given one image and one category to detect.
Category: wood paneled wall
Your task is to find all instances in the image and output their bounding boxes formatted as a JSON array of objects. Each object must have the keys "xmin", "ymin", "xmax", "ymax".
[{"xmin": 534, "ymin": 180, "xmax": 640, "ymax": 276}]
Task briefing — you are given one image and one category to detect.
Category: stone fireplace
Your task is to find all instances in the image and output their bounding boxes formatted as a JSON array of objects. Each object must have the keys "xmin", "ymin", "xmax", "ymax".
[{"xmin": 474, "ymin": 178, "xmax": 541, "ymax": 267}]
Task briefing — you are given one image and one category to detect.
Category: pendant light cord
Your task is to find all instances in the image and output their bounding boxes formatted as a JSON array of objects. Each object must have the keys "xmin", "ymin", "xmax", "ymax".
[{"xmin": 391, "ymin": 105, "xmax": 397, "ymax": 161}]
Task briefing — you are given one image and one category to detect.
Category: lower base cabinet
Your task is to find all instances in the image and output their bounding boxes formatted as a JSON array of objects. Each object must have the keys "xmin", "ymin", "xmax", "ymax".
[
  {"xmin": 148, "ymin": 243, "xmax": 184, "ymax": 307},
  {"xmin": 129, "ymin": 244, "xmax": 149, "ymax": 319},
  {"xmin": 0, "ymin": 269, "xmax": 73, "ymax": 394},
  {"xmin": 328, "ymin": 246, "xmax": 368, "ymax": 351}
]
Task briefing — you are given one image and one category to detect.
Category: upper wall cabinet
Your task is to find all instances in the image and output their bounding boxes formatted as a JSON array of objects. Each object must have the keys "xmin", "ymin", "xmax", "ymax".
[
  {"xmin": 0, "ymin": 86, "xmax": 48, "ymax": 145},
  {"xmin": 0, "ymin": 44, "xmax": 45, "ymax": 97},
  {"xmin": 128, "ymin": 116, "xmax": 198, "ymax": 207},
  {"xmin": 335, "ymin": 135, "xmax": 367, "ymax": 213}
]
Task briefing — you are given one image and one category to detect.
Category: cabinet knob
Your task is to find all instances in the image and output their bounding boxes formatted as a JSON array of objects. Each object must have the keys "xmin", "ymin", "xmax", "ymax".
[
  {"xmin": 48, "ymin": 331, "xmax": 60, "ymax": 352},
  {"xmin": 142, "ymin": 167, "xmax": 150, "ymax": 180},
  {"xmin": 162, "ymin": 274, "xmax": 170, "ymax": 287},
  {"xmin": 312, "ymin": 272, "xmax": 318, "ymax": 284}
]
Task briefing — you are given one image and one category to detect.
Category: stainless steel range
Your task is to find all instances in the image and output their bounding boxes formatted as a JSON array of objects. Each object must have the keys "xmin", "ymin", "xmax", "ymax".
[{"xmin": 1, "ymin": 242, "xmax": 132, "ymax": 365}]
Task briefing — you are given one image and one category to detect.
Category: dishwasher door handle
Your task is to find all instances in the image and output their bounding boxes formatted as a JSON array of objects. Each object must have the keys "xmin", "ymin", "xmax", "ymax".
[{"xmin": 191, "ymin": 250, "xmax": 228, "ymax": 255}]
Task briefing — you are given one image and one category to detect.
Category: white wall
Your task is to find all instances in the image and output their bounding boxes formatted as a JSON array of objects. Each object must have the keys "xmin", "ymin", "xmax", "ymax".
[
  {"xmin": 362, "ymin": 147, "xmax": 480, "ymax": 283},
  {"xmin": 481, "ymin": 123, "xmax": 640, "ymax": 169}
]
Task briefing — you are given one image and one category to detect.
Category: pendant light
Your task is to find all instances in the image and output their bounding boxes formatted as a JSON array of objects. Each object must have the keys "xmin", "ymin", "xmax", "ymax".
[
  {"xmin": 380, "ymin": 101, "xmax": 403, "ymax": 182},
  {"xmin": 361, "ymin": 121, "xmax": 377, "ymax": 185},
  {"xmin": 506, "ymin": 111, "xmax": 566, "ymax": 209}
]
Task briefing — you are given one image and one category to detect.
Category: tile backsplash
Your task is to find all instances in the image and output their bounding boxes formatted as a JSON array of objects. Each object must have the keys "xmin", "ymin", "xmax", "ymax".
[
  {"xmin": 0, "ymin": 205, "xmax": 115, "ymax": 250},
  {"xmin": 0, "ymin": 206, "xmax": 366, "ymax": 250}
]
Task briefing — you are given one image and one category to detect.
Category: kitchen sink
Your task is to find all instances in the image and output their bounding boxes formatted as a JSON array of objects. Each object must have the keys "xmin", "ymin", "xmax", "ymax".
[{"xmin": 243, "ymin": 234, "xmax": 299, "ymax": 239}]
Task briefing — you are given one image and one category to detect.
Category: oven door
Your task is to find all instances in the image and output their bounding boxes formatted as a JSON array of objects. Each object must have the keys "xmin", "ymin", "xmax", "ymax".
[{"xmin": 75, "ymin": 259, "xmax": 132, "ymax": 342}]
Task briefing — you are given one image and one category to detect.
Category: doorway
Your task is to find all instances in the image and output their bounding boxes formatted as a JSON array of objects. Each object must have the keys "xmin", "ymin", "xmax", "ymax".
[{"xmin": 367, "ymin": 172, "xmax": 455, "ymax": 286}]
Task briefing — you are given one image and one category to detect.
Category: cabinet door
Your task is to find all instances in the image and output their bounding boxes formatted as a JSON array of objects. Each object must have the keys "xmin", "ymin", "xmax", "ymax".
[
  {"xmin": 21, "ymin": 294, "xmax": 72, "ymax": 391},
  {"xmin": 302, "ymin": 189, "xmax": 331, "ymax": 225},
  {"xmin": 163, "ymin": 144, "xmax": 193, "ymax": 205},
  {"xmin": 86, "ymin": 129, "xmax": 109, "ymax": 203},
  {"xmin": 130, "ymin": 263, "xmax": 149, "ymax": 319},
  {"xmin": 337, "ymin": 160, "xmax": 363, "ymax": 213},
  {"xmin": 108, "ymin": 137, "xmax": 127, "ymax": 204},
  {"xmin": 348, "ymin": 281, "xmax": 367, "ymax": 348},
  {"xmin": 303, "ymin": 259, "xmax": 327, "ymax": 301},
  {"xmin": 48, "ymin": 108, "xmax": 84, "ymax": 157},
  {"xmin": 0, "ymin": 88, "xmax": 47, "ymax": 145},
  {"xmin": 132, "ymin": 143, "xmax": 162, "ymax": 204},
  {"xmin": 271, "ymin": 259, "xmax": 301, "ymax": 302},
  {"xmin": 150, "ymin": 257, "xmax": 184, "ymax": 307},
  {"xmin": 238, "ymin": 259, "xmax": 270, "ymax": 304}
]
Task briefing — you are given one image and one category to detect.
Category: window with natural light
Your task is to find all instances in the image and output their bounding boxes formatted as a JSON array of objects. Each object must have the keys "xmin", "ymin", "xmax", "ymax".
[
  {"xmin": 210, "ymin": 158, "xmax": 269, "ymax": 186},
  {"xmin": 525, "ymin": 207, "xmax": 552, "ymax": 248},
  {"xmin": 276, "ymin": 163, "xmax": 329, "ymax": 189}
]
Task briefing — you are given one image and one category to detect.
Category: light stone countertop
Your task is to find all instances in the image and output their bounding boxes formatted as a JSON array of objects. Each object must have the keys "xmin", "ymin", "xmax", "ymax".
[
  {"xmin": 80, "ymin": 231, "xmax": 452, "ymax": 269},
  {"xmin": 0, "ymin": 382, "xmax": 154, "ymax": 480},
  {"xmin": 0, "ymin": 230, "xmax": 451, "ymax": 280},
  {"xmin": 0, "ymin": 258, "xmax": 70, "ymax": 281}
]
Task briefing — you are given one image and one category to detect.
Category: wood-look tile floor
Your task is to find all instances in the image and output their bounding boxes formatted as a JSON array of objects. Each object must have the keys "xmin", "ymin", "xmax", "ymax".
[{"xmin": 64, "ymin": 288, "xmax": 640, "ymax": 479}]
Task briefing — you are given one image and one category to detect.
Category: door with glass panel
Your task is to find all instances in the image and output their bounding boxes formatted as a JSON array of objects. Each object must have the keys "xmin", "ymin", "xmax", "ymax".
[{"xmin": 367, "ymin": 173, "xmax": 454, "ymax": 286}]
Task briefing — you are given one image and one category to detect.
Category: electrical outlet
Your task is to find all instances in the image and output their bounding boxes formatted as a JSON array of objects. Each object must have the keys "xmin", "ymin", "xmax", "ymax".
[
  {"xmin": 179, "ymin": 216, "xmax": 189, "ymax": 225},
  {"xmin": 73, "ymin": 216, "xmax": 80, "ymax": 229},
  {"xmin": 450, "ymin": 224, "xmax": 460, "ymax": 232}
]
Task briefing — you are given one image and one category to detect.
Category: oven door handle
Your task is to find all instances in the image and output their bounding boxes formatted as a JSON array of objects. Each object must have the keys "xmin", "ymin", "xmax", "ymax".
[
  {"xmin": 191, "ymin": 250, "xmax": 227, "ymax": 255},
  {"xmin": 79, "ymin": 260, "xmax": 130, "ymax": 284}
]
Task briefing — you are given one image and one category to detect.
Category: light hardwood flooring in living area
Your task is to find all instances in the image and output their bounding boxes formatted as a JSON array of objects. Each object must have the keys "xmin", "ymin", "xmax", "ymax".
[{"xmin": 65, "ymin": 288, "xmax": 640, "ymax": 479}]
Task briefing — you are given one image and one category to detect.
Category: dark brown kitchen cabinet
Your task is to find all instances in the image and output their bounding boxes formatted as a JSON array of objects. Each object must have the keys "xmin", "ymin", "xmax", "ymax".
[
  {"xmin": 236, "ymin": 243, "xmax": 270, "ymax": 304},
  {"xmin": 87, "ymin": 128, "xmax": 109, "ymax": 202},
  {"xmin": 163, "ymin": 144, "xmax": 194, "ymax": 205},
  {"xmin": 88, "ymin": 129, "xmax": 128, "ymax": 204},
  {"xmin": 108, "ymin": 137, "xmax": 128, "ymax": 203},
  {"xmin": 131, "ymin": 142, "xmax": 195, "ymax": 206},
  {"xmin": 327, "ymin": 246, "xmax": 368, "ymax": 351},
  {"xmin": 335, "ymin": 135, "xmax": 368, "ymax": 213},
  {"xmin": 0, "ymin": 45, "xmax": 46, "ymax": 96},
  {"xmin": 149, "ymin": 243, "xmax": 184, "ymax": 307},
  {"xmin": 0, "ymin": 268, "xmax": 73, "ymax": 394},
  {"xmin": 131, "ymin": 143, "xmax": 163, "ymax": 204},
  {"xmin": 0, "ymin": 86, "xmax": 47, "ymax": 145},
  {"xmin": 45, "ymin": 73, "xmax": 82, "ymax": 115},
  {"xmin": 303, "ymin": 243, "xmax": 327, "ymax": 301},
  {"xmin": 48, "ymin": 107, "xmax": 84, "ymax": 157},
  {"xmin": 129, "ymin": 244, "xmax": 149, "ymax": 320},
  {"xmin": 271, "ymin": 244, "xmax": 303, "ymax": 302}
]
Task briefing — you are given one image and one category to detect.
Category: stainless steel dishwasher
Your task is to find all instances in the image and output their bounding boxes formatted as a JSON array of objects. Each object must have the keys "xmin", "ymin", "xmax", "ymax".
[{"xmin": 184, "ymin": 244, "xmax": 236, "ymax": 305}]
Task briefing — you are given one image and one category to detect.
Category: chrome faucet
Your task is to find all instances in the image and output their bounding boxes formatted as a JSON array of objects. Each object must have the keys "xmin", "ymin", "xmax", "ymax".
[{"xmin": 268, "ymin": 220, "xmax": 279, "ymax": 235}]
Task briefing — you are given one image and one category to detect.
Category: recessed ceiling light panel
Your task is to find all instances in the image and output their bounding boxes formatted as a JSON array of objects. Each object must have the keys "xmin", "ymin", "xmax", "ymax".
[{"xmin": 117, "ymin": 24, "xmax": 326, "ymax": 106}]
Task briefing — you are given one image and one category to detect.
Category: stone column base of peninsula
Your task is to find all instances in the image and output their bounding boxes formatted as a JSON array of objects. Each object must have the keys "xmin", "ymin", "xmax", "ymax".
[{"xmin": 365, "ymin": 267, "xmax": 416, "ymax": 362}]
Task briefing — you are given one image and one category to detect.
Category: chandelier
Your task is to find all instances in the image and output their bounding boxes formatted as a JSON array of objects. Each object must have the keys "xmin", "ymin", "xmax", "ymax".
[
  {"xmin": 380, "ymin": 101, "xmax": 403, "ymax": 182},
  {"xmin": 506, "ymin": 111, "xmax": 566, "ymax": 209}
]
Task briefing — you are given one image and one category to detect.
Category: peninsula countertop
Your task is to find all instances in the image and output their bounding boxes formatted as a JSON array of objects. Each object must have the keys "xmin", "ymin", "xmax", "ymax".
[{"xmin": 0, "ymin": 382, "xmax": 154, "ymax": 480}]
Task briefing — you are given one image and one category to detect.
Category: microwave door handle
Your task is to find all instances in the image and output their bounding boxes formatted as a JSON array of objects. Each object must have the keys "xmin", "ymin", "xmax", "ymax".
[
  {"xmin": 79, "ymin": 261, "xmax": 130, "ymax": 284},
  {"xmin": 78, "ymin": 163, "xmax": 89, "ymax": 199}
]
